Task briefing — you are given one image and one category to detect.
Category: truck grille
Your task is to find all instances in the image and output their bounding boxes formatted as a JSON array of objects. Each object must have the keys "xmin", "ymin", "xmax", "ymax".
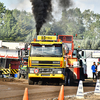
[
  {"xmin": 39, "ymin": 61, "xmax": 53, "ymax": 64},
  {"xmin": 32, "ymin": 65, "xmax": 60, "ymax": 67},
  {"xmin": 31, "ymin": 61, "xmax": 60, "ymax": 67}
]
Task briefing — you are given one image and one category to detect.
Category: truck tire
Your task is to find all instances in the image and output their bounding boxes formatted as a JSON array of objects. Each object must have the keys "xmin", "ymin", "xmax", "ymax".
[
  {"xmin": 68, "ymin": 74, "xmax": 74, "ymax": 86},
  {"xmin": 28, "ymin": 78, "xmax": 34, "ymax": 85},
  {"xmin": 64, "ymin": 74, "xmax": 67, "ymax": 86},
  {"xmin": 17, "ymin": 72, "xmax": 21, "ymax": 79},
  {"xmin": 67, "ymin": 77, "xmax": 70, "ymax": 86}
]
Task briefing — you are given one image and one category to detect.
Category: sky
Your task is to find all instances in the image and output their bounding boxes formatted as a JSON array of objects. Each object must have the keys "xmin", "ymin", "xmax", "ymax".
[{"xmin": 0, "ymin": 0, "xmax": 100, "ymax": 14}]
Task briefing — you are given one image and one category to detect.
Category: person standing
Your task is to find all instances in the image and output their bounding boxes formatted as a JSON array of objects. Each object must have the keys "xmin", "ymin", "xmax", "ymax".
[
  {"xmin": 91, "ymin": 62, "xmax": 97, "ymax": 82},
  {"xmin": 97, "ymin": 62, "xmax": 100, "ymax": 79}
]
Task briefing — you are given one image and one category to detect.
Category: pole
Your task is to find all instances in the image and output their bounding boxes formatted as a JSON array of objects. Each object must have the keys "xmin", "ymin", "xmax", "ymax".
[{"xmin": 9, "ymin": 64, "xmax": 11, "ymax": 77}]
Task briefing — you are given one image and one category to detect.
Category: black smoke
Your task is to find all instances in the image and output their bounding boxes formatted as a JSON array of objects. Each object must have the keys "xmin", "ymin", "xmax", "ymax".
[
  {"xmin": 30, "ymin": 0, "xmax": 73, "ymax": 35},
  {"xmin": 30, "ymin": 0, "xmax": 52, "ymax": 35},
  {"xmin": 59, "ymin": 0, "xmax": 73, "ymax": 9}
]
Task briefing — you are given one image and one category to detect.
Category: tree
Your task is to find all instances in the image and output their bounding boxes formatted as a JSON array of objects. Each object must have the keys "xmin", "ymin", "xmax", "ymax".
[
  {"xmin": 0, "ymin": 2, "xmax": 6, "ymax": 25},
  {"xmin": 0, "ymin": 8, "xmax": 36, "ymax": 42}
]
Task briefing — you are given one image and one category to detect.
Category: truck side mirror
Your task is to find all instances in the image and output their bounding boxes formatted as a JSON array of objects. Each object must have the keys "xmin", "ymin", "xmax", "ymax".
[
  {"xmin": 25, "ymin": 43, "xmax": 28, "ymax": 55},
  {"xmin": 82, "ymin": 51, "xmax": 84, "ymax": 56},
  {"xmin": 65, "ymin": 47, "xmax": 69, "ymax": 54},
  {"xmin": 18, "ymin": 50, "xmax": 20, "ymax": 57},
  {"xmin": 25, "ymin": 43, "xmax": 28, "ymax": 50}
]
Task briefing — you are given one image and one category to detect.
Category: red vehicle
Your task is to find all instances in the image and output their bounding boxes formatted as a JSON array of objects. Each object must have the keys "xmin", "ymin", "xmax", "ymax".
[
  {"xmin": 0, "ymin": 48, "xmax": 20, "ymax": 76},
  {"xmin": 17, "ymin": 46, "xmax": 30, "ymax": 79},
  {"xmin": 58, "ymin": 35, "xmax": 84, "ymax": 81},
  {"xmin": 58, "ymin": 35, "xmax": 75, "ymax": 66}
]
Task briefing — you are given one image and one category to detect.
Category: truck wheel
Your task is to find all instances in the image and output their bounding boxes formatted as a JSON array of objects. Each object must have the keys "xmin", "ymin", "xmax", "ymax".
[
  {"xmin": 28, "ymin": 78, "xmax": 34, "ymax": 85},
  {"xmin": 68, "ymin": 75, "xmax": 74, "ymax": 86},
  {"xmin": 67, "ymin": 78, "xmax": 70, "ymax": 86},
  {"xmin": 64, "ymin": 75, "xmax": 67, "ymax": 86},
  {"xmin": 17, "ymin": 72, "xmax": 21, "ymax": 79}
]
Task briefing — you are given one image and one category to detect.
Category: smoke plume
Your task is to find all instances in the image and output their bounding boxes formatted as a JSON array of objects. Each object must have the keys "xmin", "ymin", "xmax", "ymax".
[
  {"xmin": 30, "ymin": 0, "xmax": 73, "ymax": 35},
  {"xmin": 59, "ymin": 0, "xmax": 73, "ymax": 9},
  {"xmin": 30, "ymin": 0, "xmax": 52, "ymax": 35}
]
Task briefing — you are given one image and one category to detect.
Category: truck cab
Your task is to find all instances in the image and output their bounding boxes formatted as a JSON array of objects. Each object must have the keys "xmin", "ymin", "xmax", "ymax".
[
  {"xmin": 28, "ymin": 35, "xmax": 69, "ymax": 85},
  {"xmin": 58, "ymin": 35, "xmax": 85, "ymax": 81}
]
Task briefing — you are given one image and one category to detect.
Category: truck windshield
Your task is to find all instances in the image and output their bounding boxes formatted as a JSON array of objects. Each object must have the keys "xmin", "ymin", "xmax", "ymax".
[
  {"xmin": 30, "ymin": 44, "xmax": 62, "ymax": 57},
  {"xmin": 64, "ymin": 43, "xmax": 72, "ymax": 50},
  {"xmin": 72, "ymin": 50, "xmax": 77, "ymax": 58},
  {"xmin": 73, "ymin": 50, "xmax": 81, "ymax": 58}
]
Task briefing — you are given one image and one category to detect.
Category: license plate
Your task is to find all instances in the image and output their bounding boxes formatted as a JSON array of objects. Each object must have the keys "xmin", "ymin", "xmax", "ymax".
[{"xmin": 41, "ymin": 74, "xmax": 50, "ymax": 76}]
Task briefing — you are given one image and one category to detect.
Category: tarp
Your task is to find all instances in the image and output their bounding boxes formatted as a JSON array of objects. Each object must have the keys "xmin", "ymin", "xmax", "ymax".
[{"xmin": 0, "ymin": 48, "xmax": 19, "ymax": 59}]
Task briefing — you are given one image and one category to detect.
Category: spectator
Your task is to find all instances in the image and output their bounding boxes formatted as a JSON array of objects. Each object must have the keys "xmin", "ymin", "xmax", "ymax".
[
  {"xmin": 91, "ymin": 62, "xmax": 97, "ymax": 82},
  {"xmin": 97, "ymin": 62, "xmax": 100, "ymax": 79}
]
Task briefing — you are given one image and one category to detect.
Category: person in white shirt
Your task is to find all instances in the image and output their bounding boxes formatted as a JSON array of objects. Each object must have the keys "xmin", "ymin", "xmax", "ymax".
[{"xmin": 97, "ymin": 62, "xmax": 100, "ymax": 79}]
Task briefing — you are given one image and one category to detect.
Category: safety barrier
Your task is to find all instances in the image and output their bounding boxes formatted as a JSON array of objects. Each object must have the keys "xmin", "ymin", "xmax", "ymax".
[
  {"xmin": 94, "ymin": 79, "xmax": 100, "ymax": 95},
  {"xmin": 76, "ymin": 80, "xmax": 84, "ymax": 99},
  {"xmin": 1, "ymin": 69, "xmax": 10, "ymax": 74},
  {"xmin": 1, "ymin": 69, "xmax": 18, "ymax": 74},
  {"xmin": 10, "ymin": 69, "xmax": 18, "ymax": 74}
]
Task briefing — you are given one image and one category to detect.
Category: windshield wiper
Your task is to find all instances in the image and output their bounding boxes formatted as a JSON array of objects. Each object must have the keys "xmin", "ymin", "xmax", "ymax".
[
  {"xmin": 49, "ymin": 55, "xmax": 62, "ymax": 57},
  {"xmin": 31, "ymin": 54, "xmax": 44, "ymax": 57}
]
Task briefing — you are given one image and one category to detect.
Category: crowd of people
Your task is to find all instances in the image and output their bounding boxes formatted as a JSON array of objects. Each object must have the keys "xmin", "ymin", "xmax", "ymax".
[{"xmin": 91, "ymin": 62, "xmax": 100, "ymax": 82}]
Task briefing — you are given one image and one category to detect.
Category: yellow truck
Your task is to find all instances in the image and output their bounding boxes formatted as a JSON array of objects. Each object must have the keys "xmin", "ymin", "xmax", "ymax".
[{"xmin": 28, "ymin": 35, "xmax": 69, "ymax": 85}]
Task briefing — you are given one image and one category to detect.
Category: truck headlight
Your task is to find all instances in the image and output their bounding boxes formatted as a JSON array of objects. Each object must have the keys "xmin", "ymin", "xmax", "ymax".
[
  {"xmin": 57, "ymin": 71, "xmax": 62, "ymax": 74},
  {"xmin": 30, "ymin": 68, "xmax": 34, "ymax": 73},
  {"xmin": 53, "ymin": 61, "xmax": 60, "ymax": 64}
]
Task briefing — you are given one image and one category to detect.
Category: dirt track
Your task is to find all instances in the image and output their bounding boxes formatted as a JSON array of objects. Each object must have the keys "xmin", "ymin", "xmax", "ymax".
[{"xmin": 0, "ymin": 78, "xmax": 96, "ymax": 100}]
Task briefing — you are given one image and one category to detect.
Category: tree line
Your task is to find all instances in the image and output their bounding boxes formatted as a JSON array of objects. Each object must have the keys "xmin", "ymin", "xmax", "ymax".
[
  {"xmin": 0, "ymin": 2, "xmax": 100, "ymax": 49},
  {"xmin": 0, "ymin": 2, "xmax": 35, "ymax": 42}
]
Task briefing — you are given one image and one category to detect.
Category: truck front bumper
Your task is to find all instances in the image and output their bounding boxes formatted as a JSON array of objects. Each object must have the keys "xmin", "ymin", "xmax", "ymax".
[{"xmin": 28, "ymin": 73, "xmax": 65, "ymax": 80}]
